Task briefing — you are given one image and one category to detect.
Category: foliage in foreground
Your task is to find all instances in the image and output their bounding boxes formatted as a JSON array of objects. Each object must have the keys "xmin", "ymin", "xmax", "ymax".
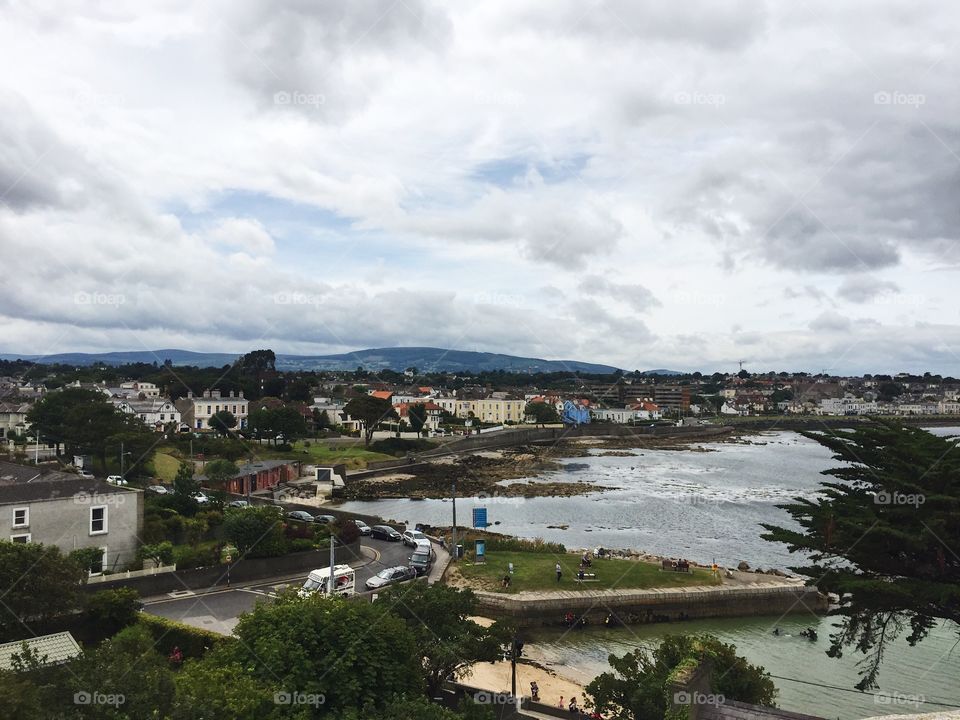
[
  {"xmin": 587, "ymin": 634, "xmax": 777, "ymax": 720},
  {"xmin": 761, "ymin": 420, "xmax": 960, "ymax": 688}
]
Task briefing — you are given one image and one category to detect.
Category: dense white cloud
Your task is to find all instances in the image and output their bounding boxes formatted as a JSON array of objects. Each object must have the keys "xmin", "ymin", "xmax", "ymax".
[{"xmin": 0, "ymin": 1, "xmax": 958, "ymax": 374}]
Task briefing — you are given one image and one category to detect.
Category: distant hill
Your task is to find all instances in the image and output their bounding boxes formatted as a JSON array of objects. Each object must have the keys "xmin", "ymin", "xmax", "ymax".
[
  {"xmin": 0, "ymin": 346, "xmax": 623, "ymax": 374},
  {"xmin": 639, "ymin": 368, "xmax": 684, "ymax": 376}
]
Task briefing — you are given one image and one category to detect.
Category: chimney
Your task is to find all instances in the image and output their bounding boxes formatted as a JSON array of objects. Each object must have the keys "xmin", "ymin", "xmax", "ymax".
[
  {"xmin": 187, "ymin": 391, "xmax": 194, "ymax": 399},
  {"xmin": 239, "ymin": 390, "xmax": 245, "ymax": 399},
  {"xmin": 230, "ymin": 390, "xmax": 235, "ymax": 398},
  {"xmin": 203, "ymin": 390, "xmax": 211, "ymax": 398}
]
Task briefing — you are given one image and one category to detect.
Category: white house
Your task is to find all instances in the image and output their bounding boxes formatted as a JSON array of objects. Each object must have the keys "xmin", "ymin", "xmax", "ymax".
[
  {"xmin": 175, "ymin": 389, "xmax": 249, "ymax": 430},
  {"xmin": 113, "ymin": 398, "xmax": 181, "ymax": 430}
]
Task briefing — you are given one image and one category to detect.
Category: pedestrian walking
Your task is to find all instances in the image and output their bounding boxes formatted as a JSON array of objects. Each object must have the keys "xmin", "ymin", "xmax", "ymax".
[
  {"xmin": 508, "ymin": 561, "xmax": 514, "ymax": 575},
  {"xmin": 556, "ymin": 562, "xmax": 562, "ymax": 582}
]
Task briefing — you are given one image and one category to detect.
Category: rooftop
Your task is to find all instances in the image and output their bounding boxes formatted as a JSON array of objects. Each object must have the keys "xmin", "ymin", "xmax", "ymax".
[{"xmin": 0, "ymin": 460, "xmax": 137, "ymax": 504}]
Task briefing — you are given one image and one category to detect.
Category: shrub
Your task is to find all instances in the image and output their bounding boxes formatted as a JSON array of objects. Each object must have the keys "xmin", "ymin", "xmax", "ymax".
[
  {"xmin": 138, "ymin": 541, "xmax": 175, "ymax": 567},
  {"xmin": 137, "ymin": 614, "xmax": 221, "ymax": 659},
  {"xmin": 85, "ymin": 588, "xmax": 142, "ymax": 632},
  {"xmin": 369, "ymin": 438, "xmax": 436, "ymax": 455},
  {"xmin": 174, "ymin": 543, "xmax": 221, "ymax": 570},
  {"xmin": 182, "ymin": 517, "xmax": 209, "ymax": 546},
  {"xmin": 163, "ymin": 514, "xmax": 185, "ymax": 540},
  {"xmin": 483, "ymin": 536, "xmax": 566, "ymax": 554},
  {"xmin": 196, "ymin": 509, "xmax": 224, "ymax": 528},
  {"xmin": 335, "ymin": 519, "xmax": 362, "ymax": 546},
  {"xmin": 142, "ymin": 518, "xmax": 167, "ymax": 544},
  {"xmin": 288, "ymin": 538, "xmax": 316, "ymax": 553},
  {"xmin": 148, "ymin": 492, "xmax": 200, "ymax": 517}
]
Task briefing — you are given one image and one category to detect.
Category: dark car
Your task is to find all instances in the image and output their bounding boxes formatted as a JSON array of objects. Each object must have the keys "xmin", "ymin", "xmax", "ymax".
[
  {"xmin": 313, "ymin": 514, "xmax": 336, "ymax": 524},
  {"xmin": 370, "ymin": 525, "xmax": 402, "ymax": 541},
  {"xmin": 364, "ymin": 565, "xmax": 417, "ymax": 590},
  {"xmin": 286, "ymin": 510, "xmax": 315, "ymax": 523}
]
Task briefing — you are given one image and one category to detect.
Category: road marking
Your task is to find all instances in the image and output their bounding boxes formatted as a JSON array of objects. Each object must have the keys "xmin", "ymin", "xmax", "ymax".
[{"xmin": 168, "ymin": 589, "xmax": 195, "ymax": 598}]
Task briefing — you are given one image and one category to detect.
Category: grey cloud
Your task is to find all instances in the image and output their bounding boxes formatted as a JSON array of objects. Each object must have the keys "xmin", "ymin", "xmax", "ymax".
[
  {"xmin": 222, "ymin": 0, "xmax": 451, "ymax": 121},
  {"xmin": 808, "ymin": 310, "xmax": 852, "ymax": 332},
  {"xmin": 578, "ymin": 275, "xmax": 660, "ymax": 313},
  {"xmin": 836, "ymin": 275, "xmax": 899, "ymax": 303}
]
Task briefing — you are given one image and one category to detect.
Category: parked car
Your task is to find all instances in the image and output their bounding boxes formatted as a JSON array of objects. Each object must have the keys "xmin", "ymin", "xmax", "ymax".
[
  {"xmin": 370, "ymin": 525, "xmax": 402, "ymax": 541},
  {"xmin": 364, "ymin": 565, "xmax": 417, "ymax": 590},
  {"xmin": 106, "ymin": 475, "xmax": 128, "ymax": 485},
  {"xmin": 313, "ymin": 514, "xmax": 336, "ymax": 524},
  {"xmin": 402, "ymin": 529, "xmax": 428, "ymax": 548},
  {"xmin": 227, "ymin": 499, "xmax": 250, "ymax": 508},
  {"xmin": 353, "ymin": 519, "xmax": 372, "ymax": 536},
  {"xmin": 409, "ymin": 540, "xmax": 435, "ymax": 576},
  {"xmin": 77, "ymin": 470, "xmax": 95, "ymax": 479},
  {"xmin": 146, "ymin": 485, "xmax": 169, "ymax": 494},
  {"xmin": 287, "ymin": 510, "xmax": 315, "ymax": 523},
  {"xmin": 191, "ymin": 491, "xmax": 210, "ymax": 504}
]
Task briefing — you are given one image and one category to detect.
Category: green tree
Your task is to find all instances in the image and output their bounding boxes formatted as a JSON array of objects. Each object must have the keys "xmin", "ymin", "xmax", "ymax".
[
  {"xmin": 762, "ymin": 421, "xmax": 960, "ymax": 689},
  {"xmin": 222, "ymin": 506, "xmax": 285, "ymax": 557},
  {"xmin": 272, "ymin": 406, "xmax": 308, "ymax": 444},
  {"xmin": 524, "ymin": 401, "xmax": 559, "ymax": 427},
  {"xmin": 204, "ymin": 459, "xmax": 239, "ymax": 489},
  {"xmin": 378, "ymin": 584, "xmax": 511, "ymax": 697},
  {"xmin": 407, "ymin": 403, "xmax": 428, "ymax": 437},
  {"xmin": 344, "ymin": 395, "xmax": 396, "ymax": 446},
  {"xmin": 67, "ymin": 624, "xmax": 176, "ymax": 718},
  {"xmin": 208, "ymin": 410, "xmax": 237, "ymax": 436},
  {"xmin": 173, "ymin": 655, "xmax": 279, "ymax": 720},
  {"xmin": 587, "ymin": 634, "xmax": 776, "ymax": 720},
  {"xmin": 173, "ymin": 461, "xmax": 200, "ymax": 497},
  {"xmin": 0, "ymin": 541, "xmax": 90, "ymax": 641},
  {"xmin": 217, "ymin": 591, "xmax": 423, "ymax": 715},
  {"xmin": 24, "ymin": 387, "xmax": 102, "ymax": 454}
]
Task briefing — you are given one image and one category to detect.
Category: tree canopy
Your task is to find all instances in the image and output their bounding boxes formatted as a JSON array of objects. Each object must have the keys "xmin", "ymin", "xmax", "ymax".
[
  {"xmin": 762, "ymin": 421, "xmax": 960, "ymax": 689},
  {"xmin": 344, "ymin": 395, "xmax": 396, "ymax": 446},
  {"xmin": 587, "ymin": 634, "xmax": 776, "ymax": 720}
]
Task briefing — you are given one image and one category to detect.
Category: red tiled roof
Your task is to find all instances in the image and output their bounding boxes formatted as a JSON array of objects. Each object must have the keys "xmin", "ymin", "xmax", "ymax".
[{"xmin": 370, "ymin": 391, "xmax": 393, "ymax": 400}]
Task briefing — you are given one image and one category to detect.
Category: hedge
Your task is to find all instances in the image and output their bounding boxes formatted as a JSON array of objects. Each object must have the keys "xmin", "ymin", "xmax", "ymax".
[{"xmin": 137, "ymin": 613, "xmax": 222, "ymax": 659}]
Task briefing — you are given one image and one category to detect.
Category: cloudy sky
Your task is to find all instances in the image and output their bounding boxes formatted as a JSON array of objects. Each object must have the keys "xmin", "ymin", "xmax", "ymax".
[{"xmin": 1, "ymin": 1, "xmax": 958, "ymax": 374}]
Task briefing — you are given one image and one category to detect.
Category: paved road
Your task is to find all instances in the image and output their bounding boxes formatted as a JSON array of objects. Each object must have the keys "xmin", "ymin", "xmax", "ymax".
[{"xmin": 143, "ymin": 537, "xmax": 417, "ymax": 634}]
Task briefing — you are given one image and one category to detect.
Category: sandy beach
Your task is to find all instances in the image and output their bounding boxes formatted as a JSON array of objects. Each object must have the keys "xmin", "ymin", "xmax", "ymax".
[{"xmin": 461, "ymin": 659, "xmax": 587, "ymax": 709}]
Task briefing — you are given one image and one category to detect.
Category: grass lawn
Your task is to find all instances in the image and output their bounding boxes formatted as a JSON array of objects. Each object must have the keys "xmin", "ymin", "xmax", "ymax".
[
  {"xmin": 287, "ymin": 441, "xmax": 394, "ymax": 469},
  {"xmin": 153, "ymin": 451, "xmax": 181, "ymax": 482},
  {"xmin": 455, "ymin": 551, "xmax": 721, "ymax": 593}
]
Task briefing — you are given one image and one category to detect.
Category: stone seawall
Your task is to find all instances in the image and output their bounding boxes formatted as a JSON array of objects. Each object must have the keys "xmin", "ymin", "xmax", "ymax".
[{"xmin": 475, "ymin": 583, "xmax": 827, "ymax": 628}]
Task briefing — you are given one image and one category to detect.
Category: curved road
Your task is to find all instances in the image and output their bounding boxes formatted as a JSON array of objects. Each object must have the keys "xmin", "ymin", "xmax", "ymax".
[{"xmin": 143, "ymin": 537, "xmax": 416, "ymax": 635}]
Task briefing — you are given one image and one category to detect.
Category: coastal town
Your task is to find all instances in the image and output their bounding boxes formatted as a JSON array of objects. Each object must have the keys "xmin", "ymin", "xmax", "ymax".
[
  {"xmin": 2, "ymin": 1, "xmax": 958, "ymax": 718},
  {"xmin": 0, "ymin": 350, "xmax": 957, "ymax": 719}
]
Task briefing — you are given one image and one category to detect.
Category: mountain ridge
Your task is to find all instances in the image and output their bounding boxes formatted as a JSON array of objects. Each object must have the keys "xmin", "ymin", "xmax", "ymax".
[{"xmin": 0, "ymin": 346, "xmax": 644, "ymax": 374}]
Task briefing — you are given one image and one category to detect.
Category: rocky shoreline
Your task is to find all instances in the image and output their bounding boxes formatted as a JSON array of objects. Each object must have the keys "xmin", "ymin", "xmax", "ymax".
[{"xmin": 336, "ymin": 445, "xmax": 615, "ymax": 500}]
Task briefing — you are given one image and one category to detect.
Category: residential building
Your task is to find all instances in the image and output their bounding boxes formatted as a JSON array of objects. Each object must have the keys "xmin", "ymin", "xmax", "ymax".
[
  {"xmin": 591, "ymin": 408, "xmax": 638, "ymax": 424},
  {"xmin": 653, "ymin": 385, "xmax": 691, "ymax": 412},
  {"xmin": 394, "ymin": 401, "xmax": 444, "ymax": 431},
  {"xmin": 116, "ymin": 381, "xmax": 160, "ymax": 398},
  {"xmin": 0, "ymin": 460, "xmax": 142, "ymax": 571},
  {"xmin": 175, "ymin": 389, "xmax": 249, "ymax": 430},
  {"xmin": 113, "ymin": 398, "xmax": 181, "ymax": 430},
  {"xmin": 0, "ymin": 402, "xmax": 32, "ymax": 437}
]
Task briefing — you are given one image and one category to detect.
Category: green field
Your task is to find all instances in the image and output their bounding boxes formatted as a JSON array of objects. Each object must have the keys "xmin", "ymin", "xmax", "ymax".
[
  {"xmin": 152, "ymin": 451, "xmax": 182, "ymax": 482},
  {"xmin": 455, "ymin": 551, "xmax": 721, "ymax": 593},
  {"xmin": 286, "ymin": 441, "xmax": 394, "ymax": 469}
]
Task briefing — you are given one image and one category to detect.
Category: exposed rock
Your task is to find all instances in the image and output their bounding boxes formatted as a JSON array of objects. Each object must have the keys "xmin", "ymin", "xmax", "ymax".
[{"xmin": 737, "ymin": 561, "xmax": 751, "ymax": 572}]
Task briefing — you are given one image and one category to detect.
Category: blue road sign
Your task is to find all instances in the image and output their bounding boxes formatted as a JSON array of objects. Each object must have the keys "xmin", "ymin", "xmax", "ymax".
[{"xmin": 473, "ymin": 507, "xmax": 488, "ymax": 528}]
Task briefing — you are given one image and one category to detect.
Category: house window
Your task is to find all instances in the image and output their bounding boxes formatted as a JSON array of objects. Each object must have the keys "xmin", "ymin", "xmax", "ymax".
[
  {"xmin": 12, "ymin": 507, "xmax": 29, "ymax": 528},
  {"xmin": 10, "ymin": 533, "xmax": 30, "ymax": 543},
  {"xmin": 90, "ymin": 506, "xmax": 108, "ymax": 535},
  {"xmin": 89, "ymin": 547, "xmax": 108, "ymax": 575}
]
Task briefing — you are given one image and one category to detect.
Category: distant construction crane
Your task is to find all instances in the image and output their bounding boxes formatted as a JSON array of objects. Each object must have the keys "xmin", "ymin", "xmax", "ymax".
[{"xmin": 738, "ymin": 360, "xmax": 747, "ymax": 371}]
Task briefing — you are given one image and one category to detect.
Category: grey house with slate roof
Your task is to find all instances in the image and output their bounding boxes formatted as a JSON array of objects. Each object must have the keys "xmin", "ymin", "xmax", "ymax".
[{"xmin": 0, "ymin": 461, "xmax": 143, "ymax": 572}]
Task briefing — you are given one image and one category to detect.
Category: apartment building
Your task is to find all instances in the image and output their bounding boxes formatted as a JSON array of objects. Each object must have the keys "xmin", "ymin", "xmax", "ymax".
[{"xmin": 175, "ymin": 389, "xmax": 249, "ymax": 430}]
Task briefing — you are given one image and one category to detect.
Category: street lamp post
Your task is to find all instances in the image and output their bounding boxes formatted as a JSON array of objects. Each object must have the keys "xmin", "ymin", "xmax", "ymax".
[{"xmin": 451, "ymin": 481, "xmax": 457, "ymax": 561}]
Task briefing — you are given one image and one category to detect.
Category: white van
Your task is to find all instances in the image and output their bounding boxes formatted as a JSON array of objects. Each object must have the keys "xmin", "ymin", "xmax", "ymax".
[{"xmin": 300, "ymin": 564, "xmax": 356, "ymax": 597}]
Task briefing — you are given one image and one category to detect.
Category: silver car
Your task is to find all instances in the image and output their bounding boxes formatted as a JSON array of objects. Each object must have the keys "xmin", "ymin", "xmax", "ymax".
[{"xmin": 364, "ymin": 565, "xmax": 417, "ymax": 590}]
